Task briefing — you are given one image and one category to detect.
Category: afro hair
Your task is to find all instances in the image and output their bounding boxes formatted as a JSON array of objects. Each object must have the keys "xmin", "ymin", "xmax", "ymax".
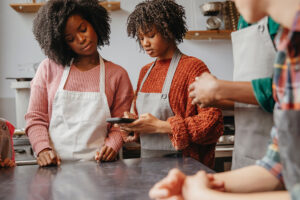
[
  {"xmin": 33, "ymin": 0, "xmax": 111, "ymax": 66},
  {"xmin": 127, "ymin": 0, "xmax": 188, "ymax": 49}
]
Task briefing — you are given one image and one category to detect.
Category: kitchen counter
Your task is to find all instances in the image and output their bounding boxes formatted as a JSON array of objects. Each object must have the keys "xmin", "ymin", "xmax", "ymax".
[{"xmin": 0, "ymin": 157, "xmax": 213, "ymax": 200}]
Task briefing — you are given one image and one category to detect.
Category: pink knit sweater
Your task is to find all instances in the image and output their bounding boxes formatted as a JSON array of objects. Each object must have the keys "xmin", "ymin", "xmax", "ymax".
[{"xmin": 25, "ymin": 58, "xmax": 134, "ymax": 155}]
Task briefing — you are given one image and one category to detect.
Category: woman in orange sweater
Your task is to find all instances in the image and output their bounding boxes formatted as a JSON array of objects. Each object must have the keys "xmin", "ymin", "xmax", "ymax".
[{"xmin": 119, "ymin": 0, "xmax": 223, "ymax": 168}]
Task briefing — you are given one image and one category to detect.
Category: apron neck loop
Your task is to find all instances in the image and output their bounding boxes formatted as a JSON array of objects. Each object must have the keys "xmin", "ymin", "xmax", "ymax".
[
  {"xmin": 138, "ymin": 48, "xmax": 182, "ymax": 94},
  {"xmin": 57, "ymin": 52, "xmax": 105, "ymax": 93}
]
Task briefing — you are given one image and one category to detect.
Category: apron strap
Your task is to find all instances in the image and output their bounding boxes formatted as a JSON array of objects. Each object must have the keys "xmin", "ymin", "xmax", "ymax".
[
  {"xmin": 138, "ymin": 61, "xmax": 157, "ymax": 93},
  {"xmin": 161, "ymin": 49, "xmax": 182, "ymax": 95},
  {"xmin": 138, "ymin": 49, "xmax": 182, "ymax": 96},
  {"xmin": 58, "ymin": 65, "xmax": 72, "ymax": 91},
  {"xmin": 99, "ymin": 55, "xmax": 105, "ymax": 94}
]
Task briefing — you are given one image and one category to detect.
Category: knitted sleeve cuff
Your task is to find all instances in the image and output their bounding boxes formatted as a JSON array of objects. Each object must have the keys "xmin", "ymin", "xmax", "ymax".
[
  {"xmin": 167, "ymin": 116, "xmax": 190, "ymax": 150},
  {"xmin": 105, "ymin": 130, "xmax": 123, "ymax": 153},
  {"xmin": 26, "ymin": 125, "xmax": 52, "ymax": 156}
]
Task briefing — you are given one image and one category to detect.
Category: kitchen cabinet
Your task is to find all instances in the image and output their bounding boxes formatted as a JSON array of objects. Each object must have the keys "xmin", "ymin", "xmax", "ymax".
[
  {"xmin": 185, "ymin": 30, "xmax": 232, "ymax": 40},
  {"xmin": 10, "ymin": 1, "xmax": 121, "ymax": 13}
]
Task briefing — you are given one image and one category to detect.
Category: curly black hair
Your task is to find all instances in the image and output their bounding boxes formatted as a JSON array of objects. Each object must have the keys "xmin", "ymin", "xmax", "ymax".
[
  {"xmin": 127, "ymin": 0, "xmax": 187, "ymax": 48},
  {"xmin": 33, "ymin": 0, "xmax": 110, "ymax": 66}
]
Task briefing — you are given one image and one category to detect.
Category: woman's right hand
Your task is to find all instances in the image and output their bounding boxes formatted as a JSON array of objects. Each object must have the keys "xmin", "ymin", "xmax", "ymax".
[
  {"xmin": 37, "ymin": 148, "xmax": 61, "ymax": 167},
  {"xmin": 188, "ymin": 72, "xmax": 219, "ymax": 108}
]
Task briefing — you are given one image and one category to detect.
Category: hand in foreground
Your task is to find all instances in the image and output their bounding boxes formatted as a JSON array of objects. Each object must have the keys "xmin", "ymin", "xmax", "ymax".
[
  {"xmin": 37, "ymin": 149, "xmax": 61, "ymax": 167},
  {"xmin": 149, "ymin": 168, "xmax": 186, "ymax": 200},
  {"xmin": 95, "ymin": 145, "xmax": 117, "ymax": 162},
  {"xmin": 0, "ymin": 156, "xmax": 15, "ymax": 168},
  {"xmin": 182, "ymin": 171, "xmax": 225, "ymax": 200},
  {"xmin": 119, "ymin": 113, "xmax": 170, "ymax": 135},
  {"xmin": 117, "ymin": 112, "xmax": 139, "ymax": 143},
  {"xmin": 188, "ymin": 72, "xmax": 219, "ymax": 108}
]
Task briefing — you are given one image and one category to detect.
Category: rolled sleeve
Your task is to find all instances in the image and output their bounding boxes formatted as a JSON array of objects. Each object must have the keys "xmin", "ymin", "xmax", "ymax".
[
  {"xmin": 256, "ymin": 127, "xmax": 283, "ymax": 183},
  {"xmin": 252, "ymin": 77, "xmax": 275, "ymax": 113}
]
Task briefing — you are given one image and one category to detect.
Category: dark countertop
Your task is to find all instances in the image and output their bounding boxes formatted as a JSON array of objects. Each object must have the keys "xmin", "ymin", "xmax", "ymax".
[{"xmin": 0, "ymin": 157, "xmax": 214, "ymax": 200}]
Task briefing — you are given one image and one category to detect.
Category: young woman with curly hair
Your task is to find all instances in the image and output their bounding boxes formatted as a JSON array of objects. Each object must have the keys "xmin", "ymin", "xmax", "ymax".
[
  {"xmin": 120, "ymin": 0, "xmax": 223, "ymax": 168},
  {"xmin": 25, "ymin": 0, "xmax": 134, "ymax": 167}
]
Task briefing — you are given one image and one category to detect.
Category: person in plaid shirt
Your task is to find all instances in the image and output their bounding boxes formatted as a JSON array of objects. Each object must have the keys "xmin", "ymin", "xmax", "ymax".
[{"xmin": 148, "ymin": 0, "xmax": 300, "ymax": 200}]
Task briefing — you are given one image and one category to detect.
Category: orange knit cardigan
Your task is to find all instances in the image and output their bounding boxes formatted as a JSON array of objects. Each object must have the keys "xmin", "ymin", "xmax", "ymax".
[{"xmin": 134, "ymin": 55, "xmax": 224, "ymax": 168}]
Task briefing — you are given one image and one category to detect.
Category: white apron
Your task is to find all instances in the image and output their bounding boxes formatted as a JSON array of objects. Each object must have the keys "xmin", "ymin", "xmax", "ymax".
[
  {"xmin": 231, "ymin": 17, "xmax": 276, "ymax": 169},
  {"xmin": 136, "ymin": 50, "xmax": 182, "ymax": 158},
  {"xmin": 49, "ymin": 55, "xmax": 111, "ymax": 161}
]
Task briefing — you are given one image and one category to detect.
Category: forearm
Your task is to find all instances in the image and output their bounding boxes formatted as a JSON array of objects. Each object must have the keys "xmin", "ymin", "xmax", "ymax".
[
  {"xmin": 27, "ymin": 125, "xmax": 52, "ymax": 155},
  {"xmin": 105, "ymin": 127, "xmax": 123, "ymax": 152},
  {"xmin": 214, "ymin": 165, "xmax": 284, "ymax": 193},
  {"xmin": 213, "ymin": 100, "xmax": 234, "ymax": 110},
  {"xmin": 203, "ymin": 190, "xmax": 290, "ymax": 200},
  {"xmin": 156, "ymin": 120, "xmax": 172, "ymax": 134},
  {"xmin": 215, "ymin": 80, "xmax": 258, "ymax": 105},
  {"xmin": 167, "ymin": 107, "xmax": 223, "ymax": 150}
]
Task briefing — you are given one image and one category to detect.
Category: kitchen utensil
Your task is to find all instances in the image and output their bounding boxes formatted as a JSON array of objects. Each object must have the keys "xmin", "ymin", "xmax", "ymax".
[
  {"xmin": 200, "ymin": 2, "xmax": 223, "ymax": 16},
  {"xmin": 206, "ymin": 16, "xmax": 222, "ymax": 30}
]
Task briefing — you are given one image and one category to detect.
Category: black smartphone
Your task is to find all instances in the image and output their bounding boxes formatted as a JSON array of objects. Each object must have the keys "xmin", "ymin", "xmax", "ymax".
[{"xmin": 106, "ymin": 117, "xmax": 136, "ymax": 124}]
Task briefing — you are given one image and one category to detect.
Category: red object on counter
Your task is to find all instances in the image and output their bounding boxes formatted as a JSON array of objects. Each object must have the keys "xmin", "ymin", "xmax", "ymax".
[
  {"xmin": 5, "ymin": 120, "xmax": 15, "ymax": 161},
  {"xmin": 0, "ymin": 119, "xmax": 15, "ymax": 161}
]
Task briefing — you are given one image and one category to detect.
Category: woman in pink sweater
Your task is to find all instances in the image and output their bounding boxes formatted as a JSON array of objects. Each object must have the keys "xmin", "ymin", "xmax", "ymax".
[{"xmin": 25, "ymin": 0, "xmax": 134, "ymax": 167}]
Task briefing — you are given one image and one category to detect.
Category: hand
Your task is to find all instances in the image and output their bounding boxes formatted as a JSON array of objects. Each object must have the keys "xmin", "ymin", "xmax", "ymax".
[
  {"xmin": 117, "ymin": 112, "xmax": 139, "ymax": 143},
  {"xmin": 182, "ymin": 171, "xmax": 222, "ymax": 200},
  {"xmin": 149, "ymin": 168, "xmax": 186, "ymax": 200},
  {"xmin": 206, "ymin": 174, "xmax": 225, "ymax": 192},
  {"xmin": 0, "ymin": 156, "xmax": 15, "ymax": 168},
  {"xmin": 95, "ymin": 145, "xmax": 117, "ymax": 162},
  {"xmin": 119, "ymin": 113, "xmax": 170, "ymax": 134},
  {"xmin": 37, "ymin": 149, "xmax": 61, "ymax": 167},
  {"xmin": 188, "ymin": 72, "xmax": 219, "ymax": 108}
]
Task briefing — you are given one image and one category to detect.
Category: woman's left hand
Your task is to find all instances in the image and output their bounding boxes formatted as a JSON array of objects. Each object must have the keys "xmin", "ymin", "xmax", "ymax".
[
  {"xmin": 182, "ymin": 171, "xmax": 216, "ymax": 200},
  {"xmin": 95, "ymin": 145, "xmax": 117, "ymax": 162},
  {"xmin": 119, "ymin": 113, "xmax": 171, "ymax": 134},
  {"xmin": 149, "ymin": 168, "xmax": 186, "ymax": 200}
]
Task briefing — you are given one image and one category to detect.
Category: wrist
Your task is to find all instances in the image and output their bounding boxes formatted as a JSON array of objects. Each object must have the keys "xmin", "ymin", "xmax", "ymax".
[
  {"xmin": 214, "ymin": 80, "xmax": 227, "ymax": 101},
  {"xmin": 156, "ymin": 120, "xmax": 172, "ymax": 134}
]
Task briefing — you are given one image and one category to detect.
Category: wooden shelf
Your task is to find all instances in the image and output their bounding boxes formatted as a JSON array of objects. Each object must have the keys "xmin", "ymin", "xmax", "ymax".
[
  {"xmin": 10, "ymin": 1, "xmax": 120, "ymax": 13},
  {"xmin": 185, "ymin": 30, "xmax": 232, "ymax": 40}
]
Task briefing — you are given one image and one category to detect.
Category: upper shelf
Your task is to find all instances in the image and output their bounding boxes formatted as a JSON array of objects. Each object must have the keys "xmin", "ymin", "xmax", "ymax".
[
  {"xmin": 185, "ymin": 30, "xmax": 232, "ymax": 40},
  {"xmin": 10, "ymin": 1, "xmax": 121, "ymax": 13}
]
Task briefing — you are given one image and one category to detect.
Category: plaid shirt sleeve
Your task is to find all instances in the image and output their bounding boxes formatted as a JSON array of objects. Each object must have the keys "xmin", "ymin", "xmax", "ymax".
[
  {"xmin": 256, "ymin": 8, "xmax": 300, "ymax": 199},
  {"xmin": 256, "ymin": 127, "xmax": 283, "ymax": 183}
]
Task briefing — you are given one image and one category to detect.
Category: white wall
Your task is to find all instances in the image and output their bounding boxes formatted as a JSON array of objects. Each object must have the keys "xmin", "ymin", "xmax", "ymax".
[{"xmin": 0, "ymin": 0, "xmax": 233, "ymax": 126}]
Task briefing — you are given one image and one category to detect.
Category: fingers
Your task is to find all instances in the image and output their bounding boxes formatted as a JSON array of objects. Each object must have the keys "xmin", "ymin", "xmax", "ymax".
[
  {"xmin": 195, "ymin": 170, "xmax": 207, "ymax": 179},
  {"xmin": 188, "ymin": 82, "xmax": 195, "ymax": 92},
  {"xmin": 37, "ymin": 149, "xmax": 59, "ymax": 167},
  {"xmin": 149, "ymin": 168, "xmax": 185, "ymax": 199},
  {"xmin": 124, "ymin": 112, "xmax": 138, "ymax": 119},
  {"xmin": 123, "ymin": 132, "xmax": 139, "ymax": 143},
  {"xmin": 119, "ymin": 120, "xmax": 141, "ymax": 132},
  {"xmin": 98, "ymin": 146, "xmax": 117, "ymax": 162},
  {"xmin": 149, "ymin": 187, "xmax": 170, "ymax": 199},
  {"xmin": 106, "ymin": 149, "xmax": 117, "ymax": 161},
  {"xmin": 37, "ymin": 155, "xmax": 48, "ymax": 166},
  {"xmin": 98, "ymin": 145, "xmax": 108, "ymax": 161},
  {"xmin": 207, "ymin": 174, "xmax": 225, "ymax": 192},
  {"xmin": 56, "ymin": 154, "xmax": 61, "ymax": 165}
]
